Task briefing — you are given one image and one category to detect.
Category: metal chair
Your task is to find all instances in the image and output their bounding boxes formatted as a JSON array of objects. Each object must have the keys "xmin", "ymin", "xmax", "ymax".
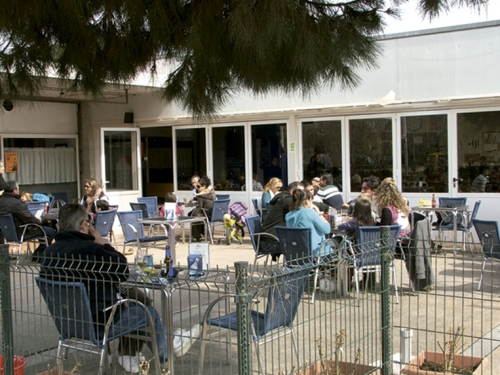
[
  {"xmin": 94, "ymin": 210, "xmax": 117, "ymax": 244},
  {"xmin": 472, "ymin": 219, "xmax": 500, "ymax": 290},
  {"xmin": 36, "ymin": 277, "xmax": 161, "ymax": 375},
  {"xmin": 251, "ymin": 198, "xmax": 264, "ymax": 220},
  {"xmin": 438, "ymin": 200, "xmax": 481, "ymax": 253},
  {"xmin": 51, "ymin": 192, "xmax": 68, "ymax": 203},
  {"xmin": 198, "ymin": 266, "xmax": 311, "ymax": 375},
  {"xmin": 275, "ymin": 226, "xmax": 336, "ymax": 304},
  {"xmin": 215, "ymin": 194, "xmax": 230, "ymax": 200},
  {"xmin": 48, "ymin": 199, "xmax": 66, "ymax": 213},
  {"xmin": 26, "ymin": 202, "xmax": 47, "ymax": 217},
  {"xmin": 345, "ymin": 225, "xmax": 401, "ymax": 304},
  {"xmin": 137, "ymin": 196, "xmax": 159, "ymax": 218},
  {"xmin": 246, "ymin": 215, "xmax": 281, "ymax": 271},
  {"xmin": 116, "ymin": 210, "xmax": 168, "ymax": 258},
  {"xmin": 0, "ymin": 213, "xmax": 49, "ymax": 263},
  {"xmin": 130, "ymin": 202, "xmax": 164, "ymax": 236},
  {"xmin": 202, "ymin": 198, "xmax": 230, "ymax": 244}
]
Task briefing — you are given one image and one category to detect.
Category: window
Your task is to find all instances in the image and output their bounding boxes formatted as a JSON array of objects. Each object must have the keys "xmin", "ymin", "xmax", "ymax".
[
  {"xmin": 104, "ymin": 131, "xmax": 138, "ymax": 190},
  {"xmin": 400, "ymin": 114, "xmax": 448, "ymax": 193},
  {"xmin": 175, "ymin": 128, "xmax": 207, "ymax": 190},
  {"xmin": 458, "ymin": 111, "xmax": 500, "ymax": 193},
  {"xmin": 349, "ymin": 118, "xmax": 392, "ymax": 192},
  {"xmin": 212, "ymin": 126, "xmax": 245, "ymax": 191},
  {"xmin": 302, "ymin": 120, "xmax": 342, "ymax": 187}
]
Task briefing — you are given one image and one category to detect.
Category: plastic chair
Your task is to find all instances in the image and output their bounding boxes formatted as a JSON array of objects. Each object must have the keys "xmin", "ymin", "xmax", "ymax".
[
  {"xmin": 94, "ymin": 210, "xmax": 117, "ymax": 244},
  {"xmin": 51, "ymin": 192, "xmax": 68, "ymax": 203},
  {"xmin": 246, "ymin": 215, "xmax": 281, "ymax": 271},
  {"xmin": 202, "ymin": 198, "xmax": 230, "ymax": 244},
  {"xmin": 215, "ymin": 194, "xmax": 230, "ymax": 200},
  {"xmin": 35, "ymin": 277, "xmax": 161, "ymax": 375},
  {"xmin": 251, "ymin": 198, "xmax": 264, "ymax": 220},
  {"xmin": 130, "ymin": 202, "xmax": 149, "ymax": 218},
  {"xmin": 137, "ymin": 196, "xmax": 159, "ymax": 218},
  {"xmin": 198, "ymin": 266, "xmax": 311, "ymax": 375},
  {"xmin": 116, "ymin": 211, "xmax": 168, "ymax": 258},
  {"xmin": 48, "ymin": 199, "xmax": 66, "ymax": 213},
  {"xmin": 275, "ymin": 226, "xmax": 336, "ymax": 304},
  {"xmin": 0, "ymin": 213, "xmax": 49, "ymax": 264},
  {"xmin": 26, "ymin": 202, "xmax": 47, "ymax": 218},
  {"xmin": 438, "ymin": 200, "xmax": 481, "ymax": 253},
  {"xmin": 472, "ymin": 219, "xmax": 500, "ymax": 290},
  {"xmin": 346, "ymin": 225, "xmax": 401, "ymax": 304}
]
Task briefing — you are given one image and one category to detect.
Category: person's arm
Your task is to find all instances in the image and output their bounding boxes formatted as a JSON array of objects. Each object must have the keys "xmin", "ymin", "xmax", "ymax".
[
  {"xmin": 338, "ymin": 219, "xmax": 357, "ymax": 231},
  {"xmin": 15, "ymin": 201, "xmax": 42, "ymax": 225},
  {"xmin": 379, "ymin": 207, "xmax": 392, "ymax": 226},
  {"xmin": 309, "ymin": 209, "xmax": 330, "ymax": 235}
]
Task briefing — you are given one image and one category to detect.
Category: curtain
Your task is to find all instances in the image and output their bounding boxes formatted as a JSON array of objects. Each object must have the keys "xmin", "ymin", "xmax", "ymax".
[{"xmin": 4, "ymin": 147, "xmax": 77, "ymax": 184}]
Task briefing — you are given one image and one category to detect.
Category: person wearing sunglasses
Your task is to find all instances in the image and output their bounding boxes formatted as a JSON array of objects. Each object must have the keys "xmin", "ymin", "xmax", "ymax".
[{"xmin": 80, "ymin": 178, "xmax": 109, "ymax": 215}]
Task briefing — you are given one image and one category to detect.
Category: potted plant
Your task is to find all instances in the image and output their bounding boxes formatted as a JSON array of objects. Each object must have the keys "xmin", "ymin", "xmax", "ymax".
[
  {"xmin": 402, "ymin": 326, "xmax": 486, "ymax": 375},
  {"xmin": 294, "ymin": 330, "xmax": 381, "ymax": 375}
]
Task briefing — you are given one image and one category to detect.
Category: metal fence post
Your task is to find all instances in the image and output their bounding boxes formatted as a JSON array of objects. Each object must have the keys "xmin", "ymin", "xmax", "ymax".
[
  {"xmin": 235, "ymin": 261, "xmax": 251, "ymax": 375},
  {"xmin": 380, "ymin": 226, "xmax": 391, "ymax": 375},
  {"xmin": 0, "ymin": 244, "xmax": 14, "ymax": 375}
]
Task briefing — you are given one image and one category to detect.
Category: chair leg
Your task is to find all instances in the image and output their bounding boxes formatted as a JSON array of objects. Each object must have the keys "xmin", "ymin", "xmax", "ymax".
[
  {"xmin": 391, "ymin": 262, "xmax": 400, "ymax": 304},
  {"xmin": 478, "ymin": 258, "xmax": 486, "ymax": 291},
  {"xmin": 310, "ymin": 267, "xmax": 320, "ymax": 304},
  {"xmin": 354, "ymin": 269, "xmax": 360, "ymax": 305}
]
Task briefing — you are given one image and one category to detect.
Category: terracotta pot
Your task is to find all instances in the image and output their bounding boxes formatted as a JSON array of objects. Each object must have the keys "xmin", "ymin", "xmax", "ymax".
[
  {"xmin": 295, "ymin": 359, "xmax": 381, "ymax": 375},
  {"xmin": 402, "ymin": 351, "xmax": 485, "ymax": 374}
]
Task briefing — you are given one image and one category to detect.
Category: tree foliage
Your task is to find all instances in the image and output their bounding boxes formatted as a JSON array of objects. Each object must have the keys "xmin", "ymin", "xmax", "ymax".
[{"xmin": 0, "ymin": 0, "xmax": 488, "ymax": 117}]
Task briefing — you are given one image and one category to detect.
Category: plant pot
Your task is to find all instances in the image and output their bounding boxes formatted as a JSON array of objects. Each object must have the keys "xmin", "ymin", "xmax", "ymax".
[
  {"xmin": 402, "ymin": 351, "xmax": 485, "ymax": 374},
  {"xmin": 295, "ymin": 359, "xmax": 381, "ymax": 375}
]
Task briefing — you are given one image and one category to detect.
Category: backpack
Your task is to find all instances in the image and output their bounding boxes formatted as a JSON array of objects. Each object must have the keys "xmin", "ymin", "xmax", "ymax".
[{"xmin": 227, "ymin": 201, "xmax": 248, "ymax": 225}]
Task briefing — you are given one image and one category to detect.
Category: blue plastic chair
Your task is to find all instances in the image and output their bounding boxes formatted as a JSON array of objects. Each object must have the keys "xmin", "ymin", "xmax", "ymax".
[
  {"xmin": 51, "ymin": 192, "xmax": 68, "ymax": 203},
  {"xmin": 116, "ymin": 210, "xmax": 168, "ymax": 258},
  {"xmin": 130, "ymin": 202, "xmax": 149, "ymax": 218},
  {"xmin": 472, "ymin": 219, "xmax": 500, "ymax": 290},
  {"xmin": 137, "ymin": 196, "xmax": 159, "ymax": 218},
  {"xmin": 198, "ymin": 266, "xmax": 311, "ymax": 375},
  {"xmin": 275, "ymin": 226, "xmax": 336, "ymax": 304},
  {"xmin": 215, "ymin": 194, "xmax": 230, "ymax": 200},
  {"xmin": 346, "ymin": 225, "xmax": 401, "ymax": 304},
  {"xmin": 36, "ymin": 277, "xmax": 161, "ymax": 375},
  {"xmin": 203, "ymin": 198, "xmax": 230, "ymax": 244},
  {"xmin": 94, "ymin": 210, "xmax": 117, "ymax": 243},
  {"xmin": 246, "ymin": 215, "xmax": 281, "ymax": 271}
]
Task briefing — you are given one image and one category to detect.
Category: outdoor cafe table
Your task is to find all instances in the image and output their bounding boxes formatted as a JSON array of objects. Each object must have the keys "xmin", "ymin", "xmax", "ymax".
[
  {"xmin": 411, "ymin": 205, "xmax": 469, "ymax": 254},
  {"xmin": 126, "ymin": 265, "xmax": 230, "ymax": 375}
]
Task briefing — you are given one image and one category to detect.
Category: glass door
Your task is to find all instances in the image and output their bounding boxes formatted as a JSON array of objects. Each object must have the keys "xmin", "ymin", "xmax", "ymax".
[{"xmin": 101, "ymin": 128, "xmax": 141, "ymax": 208}]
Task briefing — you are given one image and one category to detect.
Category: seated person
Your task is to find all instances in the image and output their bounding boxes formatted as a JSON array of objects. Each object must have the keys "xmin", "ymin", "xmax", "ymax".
[
  {"xmin": 260, "ymin": 181, "xmax": 303, "ymax": 259},
  {"xmin": 20, "ymin": 191, "xmax": 33, "ymax": 202},
  {"xmin": 40, "ymin": 204, "xmax": 200, "ymax": 373},
  {"xmin": 0, "ymin": 180, "xmax": 56, "ymax": 261},
  {"xmin": 261, "ymin": 177, "xmax": 283, "ymax": 221},
  {"xmin": 375, "ymin": 178, "xmax": 411, "ymax": 238},
  {"xmin": 315, "ymin": 173, "xmax": 344, "ymax": 210},
  {"xmin": 285, "ymin": 188, "xmax": 332, "ymax": 259},
  {"xmin": 337, "ymin": 198, "xmax": 376, "ymax": 241},
  {"xmin": 190, "ymin": 176, "xmax": 216, "ymax": 241}
]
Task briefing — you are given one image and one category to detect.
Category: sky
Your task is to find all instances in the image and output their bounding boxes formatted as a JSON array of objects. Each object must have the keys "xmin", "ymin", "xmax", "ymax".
[{"xmin": 382, "ymin": 0, "xmax": 500, "ymax": 34}]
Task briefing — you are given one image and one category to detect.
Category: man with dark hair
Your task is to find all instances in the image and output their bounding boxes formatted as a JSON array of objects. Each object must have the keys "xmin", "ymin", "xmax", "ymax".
[
  {"xmin": 0, "ymin": 180, "xmax": 56, "ymax": 260},
  {"xmin": 344, "ymin": 175, "xmax": 380, "ymax": 216},
  {"xmin": 40, "ymin": 204, "xmax": 199, "ymax": 373},
  {"xmin": 315, "ymin": 174, "xmax": 344, "ymax": 210}
]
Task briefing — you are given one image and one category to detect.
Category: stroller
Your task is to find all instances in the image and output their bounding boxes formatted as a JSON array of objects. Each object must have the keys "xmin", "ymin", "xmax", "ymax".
[{"xmin": 221, "ymin": 201, "xmax": 248, "ymax": 245}]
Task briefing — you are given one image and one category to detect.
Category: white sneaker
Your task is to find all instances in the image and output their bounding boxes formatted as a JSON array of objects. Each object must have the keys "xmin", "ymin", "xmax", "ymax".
[
  {"xmin": 137, "ymin": 351, "xmax": 146, "ymax": 362},
  {"xmin": 118, "ymin": 355, "xmax": 140, "ymax": 373},
  {"xmin": 173, "ymin": 324, "xmax": 201, "ymax": 357}
]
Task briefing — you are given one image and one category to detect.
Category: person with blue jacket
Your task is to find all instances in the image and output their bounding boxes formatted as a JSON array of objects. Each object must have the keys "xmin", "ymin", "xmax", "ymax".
[{"xmin": 285, "ymin": 188, "xmax": 332, "ymax": 258}]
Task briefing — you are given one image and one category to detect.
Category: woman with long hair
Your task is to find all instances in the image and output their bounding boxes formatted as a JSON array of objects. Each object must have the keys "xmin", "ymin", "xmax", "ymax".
[
  {"xmin": 375, "ymin": 177, "xmax": 411, "ymax": 237},
  {"xmin": 261, "ymin": 177, "xmax": 282, "ymax": 220},
  {"xmin": 190, "ymin": 176, "xmax": 216, "ymax": 241},
  {"xmin": 285, "ymin": 188, "xmax": 332, "ymax": 258},
  {"xmin": 80, "ymin": 178, "xmax": 109, "ymax": 214}
]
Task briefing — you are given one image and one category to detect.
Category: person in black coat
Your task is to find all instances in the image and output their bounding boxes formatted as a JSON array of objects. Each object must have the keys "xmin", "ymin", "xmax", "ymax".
[{"xmin": 0, "ymin": 180, "xmax": 56, "ymax": 258}]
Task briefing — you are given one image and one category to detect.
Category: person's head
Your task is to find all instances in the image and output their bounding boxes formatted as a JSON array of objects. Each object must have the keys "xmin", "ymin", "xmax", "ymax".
[
  {"xmin": 361, "ymin": 175, "xmax": 380, "ymax": 196},
  {"xmin": 20, "ymin": 191, "xmax": 33, "ymax": 202},
  {"xmin": 95, "ymin": 199, "xmax": 109, "ymax": 212},
  {"xmin": 58, "ymin": 204, "xmax": 90, "ymax": 233},
  {"xmin": 301, "ymin": 180, "xmax": 315, "ymax": 195},
  {"xmin": 479, "ymin": 166, "xmax": 490, "ymax": 176},
  {"xmin": 264, "ymin": 177, "xmax": 283, "ymax": 194},
  {"xmin": 5, "ymin": 180, "xmax": 19, "ymax": 194},
  {"xmin": 311, "ymin": 177, "xmax": 321, "ymax": 190},
  {"xmin": 84, "ymin": 178, "xmax": 101, "ymax": 196},
  {"xmin": 287, "ymin": 181, "xmax": 304, "ymax": 194},
  {"xmin": 198, "ymin": 176, "xmax": 211, "ymax": 190},
  {"xmin": 320, "ymin": 174, "xmax": 333, "ymax": 187},
  {"xmin": 271, "ymin": 157, "xmax": 279, "ymax": 166},
  {"xmin": 358, "ymin": 193, "xmax": 373, "ymax": 202},
  {"xmin": 376, "ymin": 177, "xmax": 409, "ymax": 215},
  {"xmin": 165, "ymin": 192, "xmax": 177, "ymax": 203},
  {"xmin": 353, "ymin": 199, "xmax": 376, "ymax": 226},
  {"xmin": 290, "ymin": 188, "xmax": 313, "ymax": 211},
  {"xmin": 191, "ymin": 175, "xmax": 200, "ymax": 189}
]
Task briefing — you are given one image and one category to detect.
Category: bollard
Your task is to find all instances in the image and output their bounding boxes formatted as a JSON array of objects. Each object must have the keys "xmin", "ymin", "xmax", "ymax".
[{"xmin": 400, "ymin": 328, "xmax": 413, "ymax": 364}]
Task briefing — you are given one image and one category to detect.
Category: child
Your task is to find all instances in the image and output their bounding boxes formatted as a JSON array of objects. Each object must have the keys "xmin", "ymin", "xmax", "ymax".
[
  {"xmin": 159, "ymin": 192, "xmax": 183, "ymax": 219},
  {"xmin": 337, "ymin": 198, "xmax": 376, "ymax": 240}
]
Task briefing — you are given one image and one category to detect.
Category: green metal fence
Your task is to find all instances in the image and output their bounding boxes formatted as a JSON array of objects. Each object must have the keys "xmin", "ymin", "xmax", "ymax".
[{"xmin": 0, "ymin": 235, "xmax": 498, "ymax": 375}]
